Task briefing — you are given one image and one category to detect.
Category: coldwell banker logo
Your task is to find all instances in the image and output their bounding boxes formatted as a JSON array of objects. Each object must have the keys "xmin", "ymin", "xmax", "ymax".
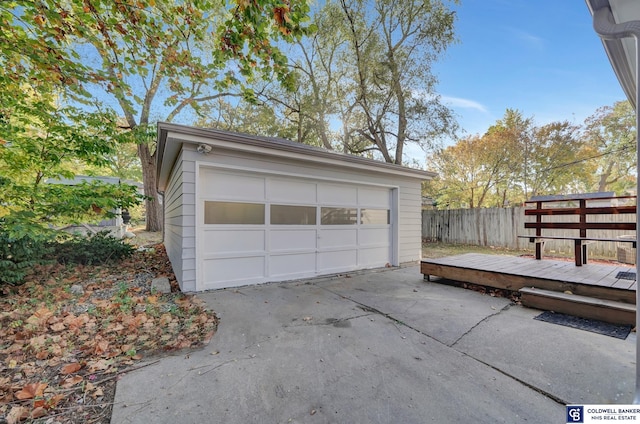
[{"xmin": 566, "ymin": 405, "xmax": 584, "ymax": 423}]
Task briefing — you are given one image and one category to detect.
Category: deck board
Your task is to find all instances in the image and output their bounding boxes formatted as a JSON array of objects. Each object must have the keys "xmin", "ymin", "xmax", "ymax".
[{"xmin": 421, "ymin": 253, "xmax": 636, "ymax": 304}]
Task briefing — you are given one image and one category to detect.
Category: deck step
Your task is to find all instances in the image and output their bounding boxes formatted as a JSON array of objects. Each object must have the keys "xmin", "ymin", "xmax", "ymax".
[{"xmin": 520, "ymin": 287, "xmax": 636, "ymax": 326}]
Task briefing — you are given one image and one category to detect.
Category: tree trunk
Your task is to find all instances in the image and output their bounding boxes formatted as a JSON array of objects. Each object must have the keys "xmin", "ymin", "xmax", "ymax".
[
  {"xmin": 138, "ymin": 143, "xmax": 163, "ymax": 232},
  {"xmin": 388, "ymin": 51, "xmax": 406, "ymax": 165},
  {"xmin": 598, "ymin": 161, "xmax": 615, "ymax": 192}
]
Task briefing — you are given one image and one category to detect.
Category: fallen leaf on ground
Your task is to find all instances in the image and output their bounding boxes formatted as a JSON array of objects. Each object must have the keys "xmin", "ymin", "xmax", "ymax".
[
  {"xmin": 0, "ymin": 243, "xmax": 219, "ymax": 424},
  {"xmin": 15, "ymin": 382, "xmax": 48, "ymax": 400},
  {"xmin": 60, "ymin": 362, "xmax": 82, "ymax": 375},
  {"xmin": 91, "ymin": 386, "xmax": 104, "ymax": 399},
  {"xmin": 6, "ymin": 405, "xmax": 30, "ymax": 424},
  {"xmin": 50, "ymin": 322, "xmax": 66, "ymax": 332},
  {"xmin": 87, "ymin": 358, "xmax": 112, "ymax": 373},
  {"xmin": 61, "ymin": 375, "xmax": 83, "ymax": 388},
  {"xmin": 30, "ymin": 406, "xmax": 48, "ymax": 419}
]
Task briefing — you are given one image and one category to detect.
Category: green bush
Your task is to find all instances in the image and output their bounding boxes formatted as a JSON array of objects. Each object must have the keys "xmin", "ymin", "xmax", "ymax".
[
  {"xmin": 52, "ymin": 230, "xmax": 135, "ymax": 265},
  {"xmin": 0, "ymin": 228, "xmax": 53, "ymax": 287},
  {"xmin": 0, "ymin": 227, "xmax": 135, "ymax": 287}
]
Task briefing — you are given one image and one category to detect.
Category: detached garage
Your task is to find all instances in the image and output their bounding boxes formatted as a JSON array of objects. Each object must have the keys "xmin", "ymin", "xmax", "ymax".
[{"xmin": 156, "ymin": 122, "xmax": 434, "ymax": 292}]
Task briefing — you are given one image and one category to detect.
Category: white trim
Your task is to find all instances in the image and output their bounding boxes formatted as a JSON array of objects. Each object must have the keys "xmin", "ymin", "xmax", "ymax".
[
  {"xmin": 196, "ymin": 161, "xmax": 400, "ymax": 190},
  {"xmin": 195, "ymin": 163, "xmax": 202, "ymax": 291},
  {"xmin": 391, "ymin": 188, "xmax": 400, "ymax": 266}
]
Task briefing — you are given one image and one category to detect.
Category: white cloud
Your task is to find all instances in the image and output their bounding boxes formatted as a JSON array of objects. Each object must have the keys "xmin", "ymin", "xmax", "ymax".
[
  {"xmin": 440, "ymin": 95, "xmax": 488, "ymax": 113},
  {"xmin": 508, "ymin": 28, "xmax": 544, "ymax": 50}
]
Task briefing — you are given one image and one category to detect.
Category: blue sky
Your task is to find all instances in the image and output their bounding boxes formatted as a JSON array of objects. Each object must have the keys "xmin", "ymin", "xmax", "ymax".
[{"xmin": 431, "ymin": 0, "xmax": 627, "ymax": 141}]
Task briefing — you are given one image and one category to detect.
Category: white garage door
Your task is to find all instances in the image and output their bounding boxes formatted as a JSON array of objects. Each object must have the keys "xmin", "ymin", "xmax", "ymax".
[{"xmin": 197, "ymin": 168, "xmax": 394, "ymax": 289}]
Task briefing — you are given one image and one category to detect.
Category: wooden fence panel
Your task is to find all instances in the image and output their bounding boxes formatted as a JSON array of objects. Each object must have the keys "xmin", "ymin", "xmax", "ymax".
[{"xmin": 422, "ymin": 207, "xmax": 636, "ymax": 259}]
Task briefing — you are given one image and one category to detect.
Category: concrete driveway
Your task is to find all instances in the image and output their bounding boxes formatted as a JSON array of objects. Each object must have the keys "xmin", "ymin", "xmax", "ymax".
[{"xmin": 111, "ymin": 266, "xmax": 635, "ymax": 424}]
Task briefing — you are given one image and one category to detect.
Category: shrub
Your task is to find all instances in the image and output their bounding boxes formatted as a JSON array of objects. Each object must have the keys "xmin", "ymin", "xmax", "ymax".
[
  {"xmin": 0, "ymin": 228, "xmax": 53, "ymax": 287},
  {"xmin": 52, "ymin": 230, "xmax": 135, "ymax": 265}
]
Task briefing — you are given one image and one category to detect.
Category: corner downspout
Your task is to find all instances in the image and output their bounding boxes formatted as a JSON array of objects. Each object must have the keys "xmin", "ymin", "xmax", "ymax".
[{"xmin": 592, "ymin": 5, "xmax": 640, "ymax": 404}]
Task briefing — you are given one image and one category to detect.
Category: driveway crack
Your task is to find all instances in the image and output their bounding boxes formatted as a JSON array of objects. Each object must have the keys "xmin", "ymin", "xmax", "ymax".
[
  {"xmin": 317, "ymin": 287, "xmax": 567, "ymax": 406},
  {"xmin": 449, "ymin": 303, "xmax": 512, "ymax": 348},
  {"xmin": 319, "ymin": 288, "xmax": 427, "ymax": 336}
]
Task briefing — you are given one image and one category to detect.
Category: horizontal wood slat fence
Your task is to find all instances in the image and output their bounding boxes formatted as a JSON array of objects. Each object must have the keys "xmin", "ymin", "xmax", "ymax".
[{"xmin": 422, "ymin": 207, "xmax": 637, "ymax": 260}]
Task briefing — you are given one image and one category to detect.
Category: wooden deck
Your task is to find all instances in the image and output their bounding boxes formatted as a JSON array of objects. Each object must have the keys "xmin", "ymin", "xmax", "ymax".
[{"xmin": 421, "ymin": 253, "xmax": 637, "ymax": 304}]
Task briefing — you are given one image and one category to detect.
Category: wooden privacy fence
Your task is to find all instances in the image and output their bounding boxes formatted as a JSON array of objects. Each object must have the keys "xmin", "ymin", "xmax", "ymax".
[{"xmin": 422, "ymin": 207, "xmax": 637, "ymax": 260}]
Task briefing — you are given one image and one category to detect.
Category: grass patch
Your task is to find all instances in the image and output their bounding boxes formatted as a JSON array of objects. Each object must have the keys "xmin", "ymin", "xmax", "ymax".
[
  {"xmin": 421, "ymin": 241, "xmax": 626, "ymax": 264},
  {"xmin": 421, "ymin": 242, "xmax": 528, "ymax": 259}
]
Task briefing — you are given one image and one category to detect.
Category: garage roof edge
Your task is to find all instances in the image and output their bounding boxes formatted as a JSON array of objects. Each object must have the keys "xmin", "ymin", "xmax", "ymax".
[
  {"xmin": 585, "ymin": 0, "xmax": 637, "ymax": 109},
  {"xmin": 156, "ymin": 122, "xmax": 436, "ymax": 192}
]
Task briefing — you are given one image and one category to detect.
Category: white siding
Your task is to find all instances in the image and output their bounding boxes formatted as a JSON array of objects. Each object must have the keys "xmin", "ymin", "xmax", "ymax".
[
  {"xmin": 163, "ymin": 148, "xmax": 197, "ymax": 291},
  {"xmin": 398, "ymin": 181, "xmax": 422, "ymax": 263}
]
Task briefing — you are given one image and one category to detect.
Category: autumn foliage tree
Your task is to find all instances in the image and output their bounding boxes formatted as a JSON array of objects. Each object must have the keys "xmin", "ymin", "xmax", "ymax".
[
  {"xmin": 583, "ymin": 100, "xmax": 636, "ymax": 193},
  {"xmin": 427, "ymin": 109, "xmax": 596, "ymax": 209},
  {"xmin": 2, "ymin": 0, "xmax": 313, "ymax": 231}
]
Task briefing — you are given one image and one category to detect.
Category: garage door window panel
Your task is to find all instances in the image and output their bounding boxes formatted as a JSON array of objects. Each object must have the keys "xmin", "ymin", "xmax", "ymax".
[
  {"xmin": 321, "ymin": 207, "xmax": 358, "ymax": 225},
  {"xmin": 204, "ymin": 201, "xmax": 265, "ymax": 225},
  {"xmin": 270, "ymin": 205, "xmax": 316, "ymax": 225},
  {"xmin": 361, "ymin": 209, "xmax": 390, "ymax": 225}
]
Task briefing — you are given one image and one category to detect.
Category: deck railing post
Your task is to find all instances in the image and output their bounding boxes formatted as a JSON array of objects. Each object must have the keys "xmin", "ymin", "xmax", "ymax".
[
  {"xmin": 535, "ymin": 201, "xmax": 543, "ymax": 260},
  {"xmin": 580, "ymin": 199, "xmax": 588, "ymax": 265}
]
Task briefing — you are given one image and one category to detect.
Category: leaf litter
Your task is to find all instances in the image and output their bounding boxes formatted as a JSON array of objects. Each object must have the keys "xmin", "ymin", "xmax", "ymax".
[{"xmin": 0, "ymin": 244, "xmax": 218, "ymax": 424}]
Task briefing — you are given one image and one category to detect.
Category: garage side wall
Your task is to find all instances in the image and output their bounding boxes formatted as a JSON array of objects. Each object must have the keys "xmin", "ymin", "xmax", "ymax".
[
  {"xmin": 163, "ymin": 148, "xmax": 197, "ymax": 291},
  {"xmin": 398, "ymin": 179, "xmax": 422, "ymax": 263}
]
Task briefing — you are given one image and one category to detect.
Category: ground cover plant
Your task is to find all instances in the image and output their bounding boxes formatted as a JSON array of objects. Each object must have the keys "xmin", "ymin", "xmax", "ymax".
[{"xmin": 0, "ymin": 244, "xmax": 218, "ymax": 424}]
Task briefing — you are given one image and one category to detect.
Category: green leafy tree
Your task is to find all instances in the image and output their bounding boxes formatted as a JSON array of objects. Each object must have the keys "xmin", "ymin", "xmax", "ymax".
[
  {"xmin": 2, "ymin": 0, "xmax": 313, "ymax": 231},
  {"xmin": 195, "ymin": 97, "xmax": 298, "ymax": 140},
  {"xmin": 0, "ymin": 86, "xmax": 143, "ymax": 236},
  {"xmin": 526, "ymin": 121, "xmax": 593, "ymax": 197},
  {"xmin": 264, "ymin": 0, "xmax": 458, "ymax": 164},
  {"xmin": 342, "ymin": 0, "xmax": 458, "ymax": 164},
  {"xmin": 483, "ymin": 109, "xmax": 534, "ymax": 202},
  {"xmin": 583, "ymin": 100, "xmax": 636, "ymax": 193}
]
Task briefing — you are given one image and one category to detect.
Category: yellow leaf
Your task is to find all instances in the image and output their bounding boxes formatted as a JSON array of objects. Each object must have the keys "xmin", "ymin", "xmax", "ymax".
[{"xmin": 33, "ymin": 15, "xmax": 46, "ymax": 27}]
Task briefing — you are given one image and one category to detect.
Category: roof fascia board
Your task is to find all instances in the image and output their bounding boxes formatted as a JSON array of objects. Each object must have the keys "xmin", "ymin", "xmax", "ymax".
[
  {"xmin": 176, "ymin": 132, "xmax": 435, "ymax": 179},
  {"xmin": 157, "ymin": 122, "xmax": 435, "ymax": 191}
]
